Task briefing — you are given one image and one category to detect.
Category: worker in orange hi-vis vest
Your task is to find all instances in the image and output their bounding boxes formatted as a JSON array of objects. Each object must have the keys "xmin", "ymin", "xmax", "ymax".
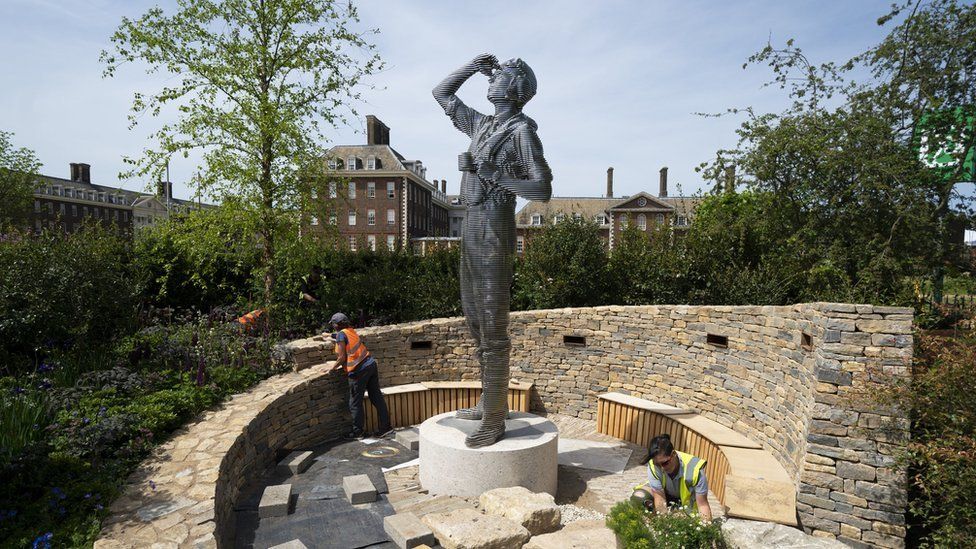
[
  {"xmin": 237, "ymin": 308, "xmax": 265, "ymax": 335},
  {"xmin": 328, "ymin": 312, "xmax": 392, "ymax": 440}
]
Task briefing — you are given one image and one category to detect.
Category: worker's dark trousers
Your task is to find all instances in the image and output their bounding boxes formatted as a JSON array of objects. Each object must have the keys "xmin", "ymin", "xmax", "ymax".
[{"xmin": 348, "ymin": 361, "xmax": 390, "ymax": 434}]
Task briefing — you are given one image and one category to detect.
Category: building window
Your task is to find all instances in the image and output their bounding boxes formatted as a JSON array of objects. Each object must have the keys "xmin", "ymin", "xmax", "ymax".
[
  {"xmin": 387, "ymin": 208, "xmax": 395, "ymax": 225},
  {"xmin": 531, "ymin": 214, "xmax": 542, "ymax": 225},
  {"xmin": 387, "ymin": 182, "xmax": 395, "ymax": 199},
  {"xmin": 367, "ymin": 209, "xmax": 376, "ymax": 225},
  {"xmin": 329, "ymin": 182, "xmax": 337, "ymax": 198},
  {"xmin": 637, "ymin": 214, "xmax": 646, "ymax": 230},
  {"xmin": 367, "ymin": 156, "xmax": 376, "ymax": 170},
  {"xmin": 34, "ymin": 219, "xmax": 42, "ymax": 233},
  {"xmin": 348, "ymin": 211, "xmax": 356, "ymax": 226},
  {"xmin": 367, "ymin": 182, "xmax": 375, "ymax": 198},
  {"xmin": 47, "ymin": 203, "xmax": 53, "ymax": 214},
  {"xmin": 553, "ymin": 214, "xmax": 565, "ymax": 224},
  {"xmin": 367, "ymin": 234, "xmax": 376, "ymax": 251},
  {"xmin": 83, "ymin": 206, "xmax": 89, "ymax": 216},
  {"xmin": 329, "ymin": 213, "xmax": 337, "ymax": 225},
  {"xmin": 349, "ymin": 235, "xmax": 357, "ymax": 251},
  {"xmin": 347, "ymin": 156, "xmax": 357, "ymax": 170},
  {"xmin": 387, "ymin": 235, "xmax": 396, "ymax": 250},
  {"xmin": 34, "ymin": 200, "xmax": 40, "ymax": 213},
  {"xmin": 677, "ymin": 216, "xmax": 688, "ymax": 226},
  {"xmin": 72, "ymin": 205, "xmax": 78, "ymax": 217},
  {"xmin": 594, "ymin": 214, "xmax": 608, "ymax": 225},
  {"xmin": 59, "ymin": 203, "xmax": 65, "ymax": 215},
  {"xmin": 656, "ymin": 213, "xmax": 665, "ymax": 225},
  {"xmin": 328, "ymin": 158, "xmax": 344, "ymax": 170},
  {"xmin": 311, "ymin": 216, "xmax": 319, "ymax": 225},
  {"xmin": 620, "ymin": 214, "xmax": 628, "ymax": 228},
  {"xmin": 348, "ymin": 181, "xmax": 356, "ymax": 199},
  {"xmin": 517, "ymin": 236, "xmax": 524, "ymax": 253}
]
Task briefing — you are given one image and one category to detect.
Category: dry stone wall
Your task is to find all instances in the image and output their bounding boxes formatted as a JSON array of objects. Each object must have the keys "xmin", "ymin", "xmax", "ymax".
[{"xmin": 96, "ymin": 303, "xmax": 911, "ymax": 548}]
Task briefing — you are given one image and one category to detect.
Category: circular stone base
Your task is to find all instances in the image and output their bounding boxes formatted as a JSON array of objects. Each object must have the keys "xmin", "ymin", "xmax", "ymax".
[{"xmin": 419, "ymin": 411, "xmax": 559, "ymax": 497}]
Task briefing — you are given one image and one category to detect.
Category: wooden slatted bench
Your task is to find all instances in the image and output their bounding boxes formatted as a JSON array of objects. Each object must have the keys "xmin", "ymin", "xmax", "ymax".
[
  {"xmin": 362, "ymin": 380, "xmax": 533, "ymax": 433},
  {"xmin": 597, "ymin": 392, "xmax": 797, "ymax": 526}
]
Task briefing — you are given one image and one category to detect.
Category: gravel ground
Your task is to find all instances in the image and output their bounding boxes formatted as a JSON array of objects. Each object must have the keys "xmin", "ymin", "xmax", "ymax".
[{"xmin": 559, "ymin": 503, "xmax": 606, "ymax": 525}]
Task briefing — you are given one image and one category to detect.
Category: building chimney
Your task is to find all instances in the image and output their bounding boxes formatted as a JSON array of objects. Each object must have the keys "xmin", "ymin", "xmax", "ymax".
[
  {"xmin": 78, "ymin": 163, "xmax": 91, "ymax": 184},
  {"xmin": 724, "ymin": 165, "xmax": 735, "ymax": 194},
  {"xmin": 606, "ymin": 167, "xmax": 614, "ymax": 198},
  {"xmin": 441, "ymin": 179, "xmax": 447, "ymax": 194},
  {"xmin": 70, "ymin": 163, "xmax": 80, "ymax": 182},
  {"xmin": 659, "ymin": 167, "xmax": 668, "ymax": 198},
  {"xmin": 366, "ymin": 115, "xmax": 390, "ymax": 146},
  {"xmin": 157, "ymin": 180, "xmax": 173, "ymax": 201}
]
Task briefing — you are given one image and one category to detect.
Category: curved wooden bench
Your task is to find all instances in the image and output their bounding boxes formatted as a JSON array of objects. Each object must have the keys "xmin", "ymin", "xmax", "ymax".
[
  {"xmin": 362, "ymin": 380, "xmax": 533, "ymax": 432},
  {"xmin": 597, "ymin": 392, "xmax": 797, "ymax": 526}
]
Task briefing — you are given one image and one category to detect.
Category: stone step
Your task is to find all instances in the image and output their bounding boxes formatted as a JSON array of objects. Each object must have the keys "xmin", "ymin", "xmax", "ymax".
[
  {"xmin": 343, "ymin": 474, "xmax": 377, "ymax": 504},
  {"xmin": 396, "ymin": 494, "xmax": 476, "ymax": 519},
  {"xmin": 384, "ymin": 512, "xmax": 437, "ymax": 549},
  {"xmin": 259, "ymin": 484, "xmax": 292, "ymax": 518},
  {"xmin": 423, "ymin": 508, "xmax": 529, "ymax": 549},
  {"xmin": 277, "ymin": 451, "xmax": 314, "ymax": 476}
]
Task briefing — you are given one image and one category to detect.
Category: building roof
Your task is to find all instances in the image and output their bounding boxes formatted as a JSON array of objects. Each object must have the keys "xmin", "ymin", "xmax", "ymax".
[
  {"xmin": 515, "ymin": 193, "xmax": 703, "ymax": 226},
  {"xmin": 326, "ymin": 145, "xmax": 407, "ymax": 171},
  {"xmin": 37, "ymin": 174, "xmax": 211, "ymax": 209}
]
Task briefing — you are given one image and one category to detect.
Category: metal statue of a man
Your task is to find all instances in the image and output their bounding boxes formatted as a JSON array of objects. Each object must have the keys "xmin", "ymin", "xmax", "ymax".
[{"xmin": 433, "ymin": 54, "xmax": 553, "ymax": 447}]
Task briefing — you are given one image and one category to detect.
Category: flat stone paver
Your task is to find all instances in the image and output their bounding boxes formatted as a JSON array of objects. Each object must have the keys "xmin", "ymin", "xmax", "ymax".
[
  {"xmin": 384, "ymin": 512, "xmax": 437, "ymax": 548},
  {"xmin": 259, "ymin": 484, "xmax": 292, "ymax": 518},
  {"xmin": 396, "ymin": 428, "xmax": 421, "ymax": 451},
  {"xmin": 277, "ymin": 451, "xmax": 315, "ymax": 476},
  {"xmin": 344, "ymin": 474, "xmax": 378, "ymax": 504}
]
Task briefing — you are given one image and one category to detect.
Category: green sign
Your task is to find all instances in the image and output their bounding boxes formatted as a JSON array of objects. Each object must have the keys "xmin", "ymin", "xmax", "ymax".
[{"xmin": 916, "ymin": 108, "xmax": 975, "ymax": 182}]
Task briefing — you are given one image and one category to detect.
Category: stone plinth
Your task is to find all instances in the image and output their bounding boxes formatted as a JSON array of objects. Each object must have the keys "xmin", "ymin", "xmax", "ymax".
[{"xmin": 419, "ymin": 412, "xmax": 558, "ymax": 497}]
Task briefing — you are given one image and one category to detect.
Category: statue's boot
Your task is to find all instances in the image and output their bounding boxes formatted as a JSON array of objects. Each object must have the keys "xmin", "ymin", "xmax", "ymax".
[
  {"xmin": 456, "ymin": 348, "xmax": 484, "ymax": 420},
  {"xmin": 464, "ymin": 343, "xmax": 509, "ymax": 448}
]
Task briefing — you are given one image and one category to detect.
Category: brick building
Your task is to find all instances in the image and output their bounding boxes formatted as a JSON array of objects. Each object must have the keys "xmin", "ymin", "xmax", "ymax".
[
  {"xmin": 311, "ymin": 116, "xmax": 463, "ymax": 253},
  {"xmin": 29, "ymin": 162, "xmax": 209, "ymax": 235},
  {"xmin": 515, "ymin": 166, "xmax": 701, "ymax": 254}
]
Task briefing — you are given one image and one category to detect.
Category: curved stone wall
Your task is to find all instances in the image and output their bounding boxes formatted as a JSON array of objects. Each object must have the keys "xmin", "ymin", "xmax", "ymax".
[{"xmin": 96, "ymin": 303, "xmax": 912, "ymax": 548}]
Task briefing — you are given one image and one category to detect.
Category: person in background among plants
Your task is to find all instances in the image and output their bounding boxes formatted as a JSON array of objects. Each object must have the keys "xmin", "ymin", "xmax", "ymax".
[
  {"xmin": 632, "ymin": 434, "xmax": 713, "ymax": 522},
  {"xmin": 327, "ymin": 312, "xmax": 392, "ymax": 440},
  {"xmin": 299, "ymin": 266, "xmax": 326, "ymax": 308}
]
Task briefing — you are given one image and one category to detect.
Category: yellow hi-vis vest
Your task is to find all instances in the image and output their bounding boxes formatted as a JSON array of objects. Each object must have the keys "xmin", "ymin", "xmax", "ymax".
[{"xmin": 646, "ymin": 450, "xmax": 707, "ymax": 512}]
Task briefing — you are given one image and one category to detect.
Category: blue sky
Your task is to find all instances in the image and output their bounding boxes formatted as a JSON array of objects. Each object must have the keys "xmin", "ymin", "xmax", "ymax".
[{"xmin": 1, "ymin": 0, "xmax": 971, "ymax": 241}]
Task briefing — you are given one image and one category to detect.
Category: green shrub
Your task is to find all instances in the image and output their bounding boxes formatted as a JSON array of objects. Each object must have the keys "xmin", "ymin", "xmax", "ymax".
[
  {"xmin": 876, "ymin": 331, "xmax": 976, "ymax": 547},
  {"xmin": 0, "ymin": 226, "xmax": 139, "ymax": 372},
  {"xmin": 606, "ymin": 500, "xmax": 727, "ymax": 549}
]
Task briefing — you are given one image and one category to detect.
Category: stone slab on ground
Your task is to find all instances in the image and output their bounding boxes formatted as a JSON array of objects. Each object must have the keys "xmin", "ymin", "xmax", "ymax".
[
  {"xmin": 384, "ymin": 512, "xmax": 437, "ymax": 548},
  {"xmin": 722, "ymin": 519, "xmax": 848, "ymax": 548},
  {"xmin": 268, "ymin": 540, "xmax": 308, "ymax": 549},
  {"xmin": 343, "ymin": 474, "xmax": 378, "ymax": 504},
  {"xmin": 422, "ymin": 508, "xmax": 529, "ymax": 549},
  {"xmin": 259, "ymin": 484, "xmax": 292, "ymax": 518},
  {"xmin": 523, "ymin": 519, "xmax": 619, "ymax": 549},
  {"xmin": 277, "ymin": 451, "xmax": 315, "ymax": 476},
  {"xmin": 557, "ymin": 438, "xmax": 633, "ymax": 474},
  {"xmin": 479, "ymin": 486, "xmax": 560, "ymax": 536},
  {"xmin": 396, "ymin": 428, "xmax": 421, "ymax": 451}
]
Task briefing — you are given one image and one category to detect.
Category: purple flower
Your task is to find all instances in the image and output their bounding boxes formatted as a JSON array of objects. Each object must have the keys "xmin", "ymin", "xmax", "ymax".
[
  {"xmin": 37, "ymin": 363, "xmax": 54, "ymax": 373},
  {"xmin": 149, "ymin": 480, "xmax": 156, "ymax": 491},
  {"xmin": 12, "ymin": 386, "xmax": 24, "ymax": 395},
  {"xmin": 31, "ymin": 532, "xmax": 53, "ymax": 549},
  {"xmin": 95, "ymin": 504, "xmax": 104, "ymax": 511}
]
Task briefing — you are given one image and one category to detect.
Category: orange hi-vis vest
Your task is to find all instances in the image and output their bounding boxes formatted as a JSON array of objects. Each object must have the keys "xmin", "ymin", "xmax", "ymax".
[{"xmin": 340, "ymin": 328, "xmax": 371, "ymax": 374}]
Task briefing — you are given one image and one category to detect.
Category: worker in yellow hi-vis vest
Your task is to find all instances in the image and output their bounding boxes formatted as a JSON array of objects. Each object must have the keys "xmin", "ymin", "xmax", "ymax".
[{"xmin": 632, "ymin": 434, "xmax": 713, "ymax": 522}]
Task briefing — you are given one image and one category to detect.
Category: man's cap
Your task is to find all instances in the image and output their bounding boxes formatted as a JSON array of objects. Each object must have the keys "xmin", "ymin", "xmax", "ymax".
[{"xmin": 329, "ymin": 312, "xmax": 349, "ymax": 325}]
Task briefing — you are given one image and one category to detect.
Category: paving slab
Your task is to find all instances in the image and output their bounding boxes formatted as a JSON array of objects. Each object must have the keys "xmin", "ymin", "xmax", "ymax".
[
  {"xmin": 344, "ymin": 474, "xmax": 378, "ymax": 504},
  {"xmin": 384, "ymin": 512, "xmax": 437, "ymax": 549},
  {"xmin": 557, "ymin": 438, "xmax": 633, "ymax": 474},
  {"xmin": 259, "ymin": 484, "xmax": 292, "ymax": 518},
  {"xmin": 277, "ymin": 451, "xmax": 315, "ymax": 476}
]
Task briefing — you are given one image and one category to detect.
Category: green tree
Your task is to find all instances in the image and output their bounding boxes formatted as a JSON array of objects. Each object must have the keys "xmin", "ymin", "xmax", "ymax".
[
  {"xmin": 700, "ymin": 0, "xmax": 975, "ymax": 305},
  {"xmin": 101, "ymin": 0, "xmax": 383, "ymax": 304},
  {"xmin": 514, "ymin": 219, "xmax": 611, "ymax": 310},
  {"xmin": 608, "ymin": 225, "xmax": 688, "ymax": 306},
  {"xmin": 0, "ymin": 131, "xmax": 42, "ymax": 232}
]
